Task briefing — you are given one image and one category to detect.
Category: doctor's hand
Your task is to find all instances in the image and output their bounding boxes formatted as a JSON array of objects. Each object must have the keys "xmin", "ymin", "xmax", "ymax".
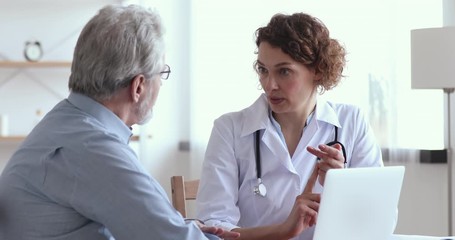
[
  {"xmin": 279, "ymin": 165, "xmax": 320, "ymax": 239},
  {"xmin": 307, "ymin": 143, "xmax": 345, "ymax": 186}
]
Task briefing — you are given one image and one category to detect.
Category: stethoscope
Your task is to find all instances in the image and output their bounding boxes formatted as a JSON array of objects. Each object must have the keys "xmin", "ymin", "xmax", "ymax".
[{"xmin": 253, "ymin": 126, "xmax": 347, "ymax": 197}]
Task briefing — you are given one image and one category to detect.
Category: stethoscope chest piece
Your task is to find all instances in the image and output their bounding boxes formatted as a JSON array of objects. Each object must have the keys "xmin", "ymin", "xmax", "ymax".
[
  {"xmin": 252, "ymin": 126, "xmax": 346, "ymax": 198},
  {"xmin": 253, "ymin": 178, "xmax": 267, "ymax": 197}
]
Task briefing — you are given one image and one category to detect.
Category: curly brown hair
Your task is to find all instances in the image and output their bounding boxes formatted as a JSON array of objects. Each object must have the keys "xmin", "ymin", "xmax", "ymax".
[{"xmin": 255, "ymin": 13, "xmax": 346, "ymax": 93}]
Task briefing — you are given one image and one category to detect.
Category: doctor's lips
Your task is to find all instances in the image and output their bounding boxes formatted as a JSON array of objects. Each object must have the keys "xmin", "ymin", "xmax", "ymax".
[{"xmin": 269, "ymin": 97, "xmax": 284, "ymax": 105}]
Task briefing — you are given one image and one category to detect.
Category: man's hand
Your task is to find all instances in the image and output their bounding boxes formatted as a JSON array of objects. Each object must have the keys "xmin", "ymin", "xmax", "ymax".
[{"xmin": 195, "ymin": 221, "xmax": 241, "ymax": 240}]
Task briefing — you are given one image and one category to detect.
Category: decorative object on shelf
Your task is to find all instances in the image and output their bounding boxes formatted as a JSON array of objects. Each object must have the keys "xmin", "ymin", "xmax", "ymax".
[
  {"xmin": 24, "ymin": 40, "xmax": 43, "ymax": 62},
  {"xmin": 410, "ymin": 0, "xmax": 455, "ymax": 234},
  {"xmin": 35, "ymin": 109, "xmax": 43, "ymax": 126}
]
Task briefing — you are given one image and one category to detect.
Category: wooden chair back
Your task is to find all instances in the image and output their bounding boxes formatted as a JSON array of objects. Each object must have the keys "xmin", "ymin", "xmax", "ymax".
[{"xmin": 170, "ymin": 176, "xmax": 200, "ymax": 218}]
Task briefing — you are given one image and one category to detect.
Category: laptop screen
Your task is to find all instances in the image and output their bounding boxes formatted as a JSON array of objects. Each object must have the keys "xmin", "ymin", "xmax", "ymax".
[{"xmin": 312, "ymin": 166, "xmax": 405, "ymax": 240}]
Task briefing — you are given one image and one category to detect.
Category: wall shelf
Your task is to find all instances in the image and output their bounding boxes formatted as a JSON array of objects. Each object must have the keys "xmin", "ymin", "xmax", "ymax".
[
  {"xmin": 0, "ymin": 135, "xmax": 142, "ymax": 143},
  {"xmin": 0, "ymin": 61, "xmax": 72, "ymax": 68},
  {"xmin": 0, "ymin": 136, "xmax": 25, "ymax": 142},
  {"xmin": 0, "ymin": 60, "xmax": 147, "ymax": 144}
]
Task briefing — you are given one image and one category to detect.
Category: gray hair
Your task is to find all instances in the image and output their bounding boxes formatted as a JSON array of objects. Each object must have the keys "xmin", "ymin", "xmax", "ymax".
[{"xmin": 68, "ymin": 4, "xmax": 165, "ymax": 101}]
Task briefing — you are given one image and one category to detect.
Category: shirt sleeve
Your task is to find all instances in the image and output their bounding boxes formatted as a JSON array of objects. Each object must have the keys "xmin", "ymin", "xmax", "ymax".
[
  {"xmin": 45, "ymin": 134, "xmax": 209, "ymax": 240},
  {"xmin": 196, "ymin": 116, "xmax": 242, "ymax": 231}
]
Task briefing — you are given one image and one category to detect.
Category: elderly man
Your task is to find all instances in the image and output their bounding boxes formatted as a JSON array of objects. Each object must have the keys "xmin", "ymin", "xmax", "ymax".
[{"xmin": 0, "ymin": 4, "xmax": 239, "ymax": 240}]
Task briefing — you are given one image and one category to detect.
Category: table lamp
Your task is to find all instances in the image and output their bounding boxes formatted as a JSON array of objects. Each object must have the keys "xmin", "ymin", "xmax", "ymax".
[{"xmin": 411, "ymin": 19, "xmax": 455, "ymax": 236}]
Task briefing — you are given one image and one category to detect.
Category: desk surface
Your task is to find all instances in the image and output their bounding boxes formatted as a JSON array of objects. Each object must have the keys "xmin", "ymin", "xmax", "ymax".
[{"xmin": 393, "ymin": 234, "xmax": 455, "ymax": 240}]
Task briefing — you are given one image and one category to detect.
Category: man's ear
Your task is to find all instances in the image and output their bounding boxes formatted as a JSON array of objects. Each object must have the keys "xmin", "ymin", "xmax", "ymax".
[{"xmin": 130, "ymin": 74, "xmax": 147, "ymax": 103}]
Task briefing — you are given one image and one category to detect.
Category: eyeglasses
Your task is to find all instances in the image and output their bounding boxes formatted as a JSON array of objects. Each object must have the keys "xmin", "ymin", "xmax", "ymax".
[{"xmin": 160, "ymin": 64, "xmax": 171, "ymax": 80}]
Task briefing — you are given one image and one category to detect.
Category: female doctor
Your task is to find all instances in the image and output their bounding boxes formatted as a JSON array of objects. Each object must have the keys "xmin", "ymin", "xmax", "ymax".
[{"xmin": 196, "ymin": 12, "xmax": 383, "ymax": 240}]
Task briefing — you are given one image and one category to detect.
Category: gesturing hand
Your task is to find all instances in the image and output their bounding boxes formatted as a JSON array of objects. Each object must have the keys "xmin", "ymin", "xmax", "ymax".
[
  {"xmin": 280, "ymin": 165, "xmax": 321, "ymax": 239},
  {"xmin": 307, "ymin": 143, "xmax": 344, "ymax": 185}
]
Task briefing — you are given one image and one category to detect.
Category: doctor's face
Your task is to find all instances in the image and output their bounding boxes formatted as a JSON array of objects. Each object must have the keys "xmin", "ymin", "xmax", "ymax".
[{"xmin": 256, "ymin": 42, "xmax": 319, "ymax": 115}]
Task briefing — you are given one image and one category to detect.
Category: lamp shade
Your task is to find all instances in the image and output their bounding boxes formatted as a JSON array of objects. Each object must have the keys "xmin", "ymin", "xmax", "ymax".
[{"xmin": 411, "ymin": 27, "xmax": 455, "ymax": 89}]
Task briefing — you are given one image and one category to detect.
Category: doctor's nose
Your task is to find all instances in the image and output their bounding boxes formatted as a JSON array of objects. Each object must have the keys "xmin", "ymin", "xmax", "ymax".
[{"xmin": 262, "ymin": 75, "xmax": 279, "ymax": 92}]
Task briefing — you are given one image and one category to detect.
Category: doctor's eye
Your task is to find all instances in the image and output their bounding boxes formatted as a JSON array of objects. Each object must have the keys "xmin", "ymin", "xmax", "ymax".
[
  {"xmin": 278, "ymin": 68, "xmax": 291, "ymax": 76},
  {"xmin": 255, "ymin": 65, "xmax": 268, "ymax": 75}
]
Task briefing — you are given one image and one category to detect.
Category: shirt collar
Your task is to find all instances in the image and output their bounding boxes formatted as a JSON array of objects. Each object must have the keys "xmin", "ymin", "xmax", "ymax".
[{"xmin": 67, "ymin": 92, "xmax": 133, "ymax": 144}]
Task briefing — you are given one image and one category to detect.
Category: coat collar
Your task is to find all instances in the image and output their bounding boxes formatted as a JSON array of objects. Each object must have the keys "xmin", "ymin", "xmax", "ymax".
[
  {"xmin": 314, "ymin": 98, "xmax": 342, "ymax": 129},
  {"xmin": 240, "ymin": 94, "xmax": 270, "ymax": 137},
  {"xmin": 240, "ymin": 94, "xmax": 342, "ymax": 137}
]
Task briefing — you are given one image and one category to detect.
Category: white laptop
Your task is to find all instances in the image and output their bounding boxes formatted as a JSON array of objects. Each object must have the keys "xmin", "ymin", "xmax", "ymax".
[{"xmin": 313, "ymin": 166, "xmax": 405, "ymax": 240}]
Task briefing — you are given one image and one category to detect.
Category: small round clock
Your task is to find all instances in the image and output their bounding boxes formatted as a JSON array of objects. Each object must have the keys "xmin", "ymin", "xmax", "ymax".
[{"xmin": 24, "ymin": 41, "xmax": 43, "ymax": 62}]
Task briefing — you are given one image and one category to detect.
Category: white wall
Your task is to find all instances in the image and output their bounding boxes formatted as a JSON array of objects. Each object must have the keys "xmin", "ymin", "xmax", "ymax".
[{"xmin": 386, "ymin": 162, "xmax": 449, "ymax": 235}]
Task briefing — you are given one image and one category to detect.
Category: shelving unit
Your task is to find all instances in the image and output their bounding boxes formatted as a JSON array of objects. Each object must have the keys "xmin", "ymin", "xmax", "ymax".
[
  {"xmin": 0, "ymin": 60, "xmax": 72, "ymax": 141},
  {"xmin": 0, "ymin": 60, "xmax": 147, "ymax": 144}
]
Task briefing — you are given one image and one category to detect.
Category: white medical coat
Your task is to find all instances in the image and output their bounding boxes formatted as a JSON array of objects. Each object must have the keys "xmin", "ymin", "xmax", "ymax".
[{"xmin": 196, "ymin": 94, "xmax": 383, "ymax": 240}]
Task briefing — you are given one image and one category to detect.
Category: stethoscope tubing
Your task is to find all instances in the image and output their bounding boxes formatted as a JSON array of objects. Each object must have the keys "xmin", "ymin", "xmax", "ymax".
[{"xmin": 253, "ymin": 126, "xmax": 347, "ymax": 197}]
